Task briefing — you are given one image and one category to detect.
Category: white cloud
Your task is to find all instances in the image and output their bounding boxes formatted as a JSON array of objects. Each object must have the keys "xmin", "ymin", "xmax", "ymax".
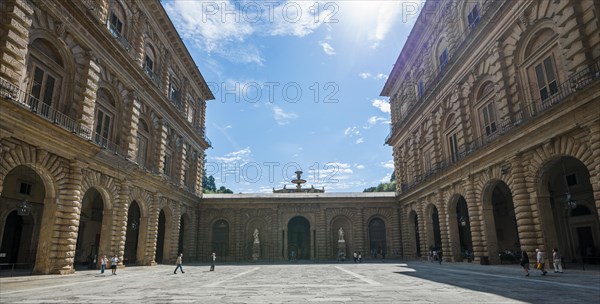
[
  {"xmin": 344, "ymin": 126, "xmax": 360, "ymax": 136},
  {"xmin": 355, "ymin": 138, "xmax": 364, "ymax": 144},
  {"xmin": 319, "ymin": 41, "xmax": 336, "ymax": 55},
  {"xmin": 376, "ymin": 73, "xmax": 389, "ymax": 80},
  {"xmin": 273, "ymin": 106, "xmax": 298, "ymax": 125},
  {"xmin": 164, "ymin": 1, "xmax": 329, "ymax": 65},
  {"xmin": 372, "ymin": 99, "xmax": 390, "ymax": 113},
  {"xmin": 213, "ymin": 147, "xmax": 252, "ymax": 164},
  {"xmin": 380, "ymin": 173, "xmax": 392, "ymax": 183},
  {"xmin": 359, "ymin": 72, "xmax": 372, "ymax": 79},
  {"xmin": 355, "ymin": 164, "xmax": 365, "ymax": 169},
  {"xmin": 382, "ymin": 160, "xmax": 394, "ymax": 169},
  {"xmin": 364, "ymin": 116, "xmax": 389, "ymax": 129}
]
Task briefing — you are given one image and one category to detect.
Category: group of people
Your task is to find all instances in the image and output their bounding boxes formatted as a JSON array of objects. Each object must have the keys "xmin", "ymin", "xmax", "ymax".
[
  {"xmin": 520, "ymin": 248, "xmax": 564, "ymax": 276},
  {"xmin": 352, "ymin": 251, "xmax": 363, "ymax": 263},
  {"xmin": 98, "ymin": 255, "xmax": 120, "ymax": 275},
  {"xmin": 97, "ymin": 252, "xmax": 218, "ymax": 275}
]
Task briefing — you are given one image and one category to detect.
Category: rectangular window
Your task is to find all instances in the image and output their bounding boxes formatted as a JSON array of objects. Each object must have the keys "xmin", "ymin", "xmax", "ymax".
[
  {"xmin": 94, "ymin": 109, "xmax": 112, "ymax": 147},
  {"xmin": 468, "ymin": 5, "xmax": 480, "ymax": 28},
  {"xmin": 164, "ymin": 151, "xmax": 172, "ymax": 176},
  {"xmin": 424, "ymin": 152, "xmax": 432, "ymax": 172},
  {"xmin": 137, "ymin": 135, "xmax": 148, "ymax": 166},
  {"xmin": 439, "ymin": 49, "xmax": 448, "ymax": 72},
  {"xmin": 535, "ymin": 56, "xmax": 558, "ymax": 101},
  {"xmin": 448, "ymin": 132, "xmax": 459, "ymax": 163},
  {"xmin": 187, "ymin": 104, "xmax": 194, "ymax": 124},
  {"xmin": 19, "ymin": 182, "xmax": 32, "ymax": 195},
  {"xmin": 169, "ymin": 82, "xmax": 181, "ymax": 105},
  {"xmin": 417, "ymin": 80, "xmax": 424, "ymax": 98},
  {"xmin": 29, "ymin": 65, "xmax": 58, "ymax": 116},
  {"xmin": 481, "ymin": 103, "xmax": 498, "ymax": 136},
  {"xmin": 109, "ymin": 12, "xmax": 123, "ymax": 35}
]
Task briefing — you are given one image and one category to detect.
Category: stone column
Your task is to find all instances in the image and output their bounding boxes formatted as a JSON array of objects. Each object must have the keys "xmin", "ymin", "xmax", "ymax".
[
  {"xmin": 142, "ymin": 193, "xmax": 160, "ymax": 266},
  {"xmin": 0, "ymin": 0, "xmax": 33, "ymax": 84},
  {"xmin": 155, "ymin": 120, "xmax": 168, "ymax": 173},
  {"xmin": 465, "ymin": 174, "xmax": 485, "ymax": 263},
  {"xmin": 168, "ymin": 201, "xmax": 181, "ymax": 263},
  {"xmin": 511, "ymin": 154, "xmax": 538, "ymax": 254},
  {"xmin": 122, "ymin": 92, "xmax": 141, "ymax": 159},
  {"xmin": 77, "ymin": 53, "xmax": 101, "ymax": 136},
  {"xmin": 355, "ymin": 208, "xmax": 366, "ymax": 256},
  {"xmin": 416, "ymin": 202, "xmax": 427, "ymax": 261},
  {"xmin": 35, "ymin": 160, "xmax": 84, "ymax": 274},
  {"xmin": 114, "ymin": 180, "xmax": 130, "ymax": 266},
  {"xmin": 390, "ymin": 206, "xmax": 402, "ymax": 258},
  {"xmin": 586, "ymin": 121, "xmax": 600, "ymax": 220}
]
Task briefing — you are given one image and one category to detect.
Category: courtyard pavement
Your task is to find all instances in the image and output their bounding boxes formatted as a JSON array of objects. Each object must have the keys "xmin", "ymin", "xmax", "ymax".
[{"xmin": 1, "ymin": 260, "xmax": 599, "ymax": 303}]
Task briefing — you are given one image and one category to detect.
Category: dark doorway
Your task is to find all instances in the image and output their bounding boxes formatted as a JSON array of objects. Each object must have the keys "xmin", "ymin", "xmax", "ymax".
[
  {"xmin": 212, "ymin": 220, "xmax": 229, "ymax": 257},
  {"xmin": 1, "ymin": 211, "xmax": 23, "ymax": 264},
  {"xmin": 156, "ymin": 210, "xmax": 166, "ymax": 263},
  {"xmin": 432, "ymin": 208, "xmax": 442, "ymax": 250},
  {"xmin": 124, "ymin": 201, "xmax": 141, "ymax": 265},
  {"xmin": 369, "ymin": 218, "xmax": 387, "ymax": 258},
  {"xmin": 456, "ymin": 197, "xmax": 472, "ymax": 257},
  {"xmin": 577, "ymin": 227, "xmax": 596, "ymax": 263},
  {"xmin": 178, "ymin": 216, "xmax": 185, "ymax": 255},
  {"xmin": 288, "ymin": 216, "xmax": 310, "ymax": 260},
  {"xmin": 412, "ymin": 212, "xmax": 421, "ymax": 257},
  {"xmin": 491, "ymin": 183, "xmax": 520, "ymax": 253},
  {"xmin": 75, "ymin": 188, "xmax": 103, "ymax": 269}
]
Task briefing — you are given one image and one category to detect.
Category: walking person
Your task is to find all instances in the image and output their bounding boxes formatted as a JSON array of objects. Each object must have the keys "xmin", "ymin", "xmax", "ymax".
[
  {"xmin": 552, "ymin": 248, "xmax": 563, "ymax": 273},
  {"xmin": 99, "ymin": 255, "xmax": 108, "ymax": 274},
  {"xmin": 174, "ymin": 253, "xmax": 185, "ymax": 274},
  {"xmin": 520, "ymin": 251, "xmax": 530, "ymax": 276},
  {"xmin": 210, "ymin": 252, "xmax": 216, "ymax": 271},
  {"xmin": 353, "ymin": 251, "xmax": 358, "ymax": 263},
  {"xmin": 110, "ymin": 255, "xmax": 119, "ymax": 275},
  {"xmin": 535, "ymin": 249, "xmax": 548, "ymax": 275},
  {"xmin": 358, "ymin": 252, "xmax": 362, "ymax": 263}
]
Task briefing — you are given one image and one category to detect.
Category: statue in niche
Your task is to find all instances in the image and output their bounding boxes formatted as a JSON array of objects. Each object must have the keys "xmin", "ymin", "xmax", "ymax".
[
  {"xmin": 253, "ymin": 228, "xmax": 260, "ymax": 243},
  {"xmin": 338, "ymin": 227, "xmax": 345, "ymax": 241}
]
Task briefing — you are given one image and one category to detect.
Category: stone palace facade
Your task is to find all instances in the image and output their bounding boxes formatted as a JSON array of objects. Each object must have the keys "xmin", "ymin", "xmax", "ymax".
[{"xmin": 381, "ymin": 0, "xmax": 600, "ymax": 263}]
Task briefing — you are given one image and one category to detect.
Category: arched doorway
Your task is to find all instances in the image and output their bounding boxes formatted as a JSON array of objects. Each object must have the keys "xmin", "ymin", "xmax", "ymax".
[
  {"xmin": 368, "ymin": 218, "xmax": 387, "ymax": 258},
  {"xmin": 288, "ymin": 216, "xmax": 310, "ymax": 260},
  {"xmin": 482, "ymin": 181, "xmax": 520, "ymax": 263},
  {"xmin": 426, "ymin": 205, "xmax": 442, "ymax": 253},
  {"xmin": 0, "ymin": 165, "xmax": 46, "ymax": 271},
  {"xmin": 156, "ymin": 210, "xmax": 166, "ymax": 263},
  {"xmin": 75, "ymin": 188, "xmax": 104, "ymax": 269},
  {"xmin": 331, "ymin": 216, "xmax": 352, "ymax": 258},
  {"xmin": 540, "ymin": 156, "xmax": 599, "ymax": 263},
  {"xmin": 449, "ymin": 196, "xmax": 473, "ymax": 261},
  {"xmin": 124, "ymin": 201, "xmax": 141, "ymax": 265},
  {"xmin": 409, "ymin": 211, "xmax": 421, "ymax": 258},
  {"xmin": 212, "ymin": 219, "xmax": 229, "ymax": 258}
]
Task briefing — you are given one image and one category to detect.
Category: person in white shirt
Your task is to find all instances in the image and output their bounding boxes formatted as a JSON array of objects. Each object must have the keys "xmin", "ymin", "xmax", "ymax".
[
  {"xmin": 110, "ymin": 255, "xmax": 119, "ymax": 275},
  {"xmin": 174, "ymin": 253, "xmax": 185, "ymax": 274},
  {"xmin": 535, "ymin": 248, "xmax": 548, "ymax": 275},
  {"xmin": 552, "ymin": 248, "xmax": 563, "ymax": 273}
]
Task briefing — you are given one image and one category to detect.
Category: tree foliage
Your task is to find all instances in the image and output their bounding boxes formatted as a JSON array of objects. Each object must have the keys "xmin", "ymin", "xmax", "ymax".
[{"xmin": 363, "ymin": 171, "xmax": 396, "ymax": 192}]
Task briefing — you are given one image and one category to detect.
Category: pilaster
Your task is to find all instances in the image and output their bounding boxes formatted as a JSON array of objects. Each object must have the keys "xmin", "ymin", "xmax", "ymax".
[{"xmin": 0, "ymin": 0, "xmax": 33, "ymax": 84}]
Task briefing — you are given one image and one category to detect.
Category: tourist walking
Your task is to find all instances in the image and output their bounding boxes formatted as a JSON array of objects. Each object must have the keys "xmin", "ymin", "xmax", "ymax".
[
  {"xmin": 535, "ymin": 249, "xmax": 548, "ymax": 275},
  {"xmin": 210, "ymin": 252, "xmax": 216, "ymax": 271},
  {"xmin": 552, "ymin": 248, "xmax": 563, "ymax": 273},
  {"xmin": 99, "ymin": 255, "xmax": 108, "ymax": 274},
  {"xmin": 358, "ymin": 252, "xmax": 362, "ymax": 263},
  {"xmin": 353, "ymin": 251, "xmax": 358, "ymax": 263},
  {"xmin": 174, "ymin": 253, "xmax": 184, "ymax": 274},
  {"xmin": 110, "ymin": 255, "xmax": 119, "ymax": 275},
  {"xmin": 520, "ymin": 251, "xmax": 530, "ymax": 276}
]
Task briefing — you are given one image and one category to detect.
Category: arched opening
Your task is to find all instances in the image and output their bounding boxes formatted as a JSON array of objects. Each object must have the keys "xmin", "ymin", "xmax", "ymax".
[
  {"xmin": 124, "ymin": 201, "xmax": 141, "ymax": 265},
  {"xmin": 212, "ymin": 219, "xmax": 229, "ymax": 258},
  {"xmin": 409, "ymin": 211, "xmax": 421, "ymax": 257},
  {"xmin": 456, "ymin": 197, "xmax": 473, "ymax": 260},
  {"xmin": 156, "ymin": 210, "xmax": 166, "ymax": 263},
  {"xmin": 0, "ymin": 165, "xmax": 46, "ymax": 272},
  {"xmin": 482, "ymin": 181, "xmax": 520, "ymax": 263},
  {"xmin": 245, "ymin": 218, "xmax": 267, "ymax": 261},
  {"xmin": 540, "ymin": 156, "xmax": 599, "ymax": 263},
  {"xmin": 427, "ymin": 206, "xmax": 442, "ymax": 252},
  {"xmin": 368, "ymin": 218, "xmax": 387, "ymax": 259},
  {"xmin": 288, "ymin": 216, "xmax": 310, "ymax": 260},
  {"xmin": 75, "ymin": 188, "xmax": 104, "ymax": 270}
]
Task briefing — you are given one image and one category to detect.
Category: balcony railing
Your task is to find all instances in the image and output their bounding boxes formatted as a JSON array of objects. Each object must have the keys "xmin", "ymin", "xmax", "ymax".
[
  {"xmin": 108, "ymin": 26, "xmax": 132, "ymax": 52},
  {"xmin": 0, "ymin": 77, "xmax": 93, "ymax": 141},
  {"xmin": 399, "ymin": 59, "xmax": 600, "ymax": 193}
]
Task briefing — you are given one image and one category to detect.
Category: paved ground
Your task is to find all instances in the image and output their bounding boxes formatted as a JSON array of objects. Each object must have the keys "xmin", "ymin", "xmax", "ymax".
[{"xmin": 1, "ymin": 261, "xmax": 599, "ymax": 303}]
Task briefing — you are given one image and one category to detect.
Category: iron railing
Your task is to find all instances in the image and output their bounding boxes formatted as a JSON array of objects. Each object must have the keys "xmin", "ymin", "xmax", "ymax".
[
  {"xmin": 0, "ymin": 77, "xmax": 93, "ymax": 140},
  {"xmin": 398, "ymin": 59, "xmax": 600, "ymax": 193}
]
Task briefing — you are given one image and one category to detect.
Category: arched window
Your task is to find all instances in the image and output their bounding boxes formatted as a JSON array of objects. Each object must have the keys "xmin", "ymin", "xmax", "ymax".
[
  {"xmin": 26, "ymin": 38, "xmax": 65, "ymax": 117},
  {"xmin": 520, "ymin": 27, "xmax": 563, "ymax": 106},
  {"xmin": 186, "ymin": 95, "xmax": 195, "ymax": 124},
  {"xmin": 136, "ymin": 118, "xmax": 151, "ymax": 168},
  {"xmin": 465, "ymin": 2, "xmax": 480, "ymax": 29},
  {"xmin": 94, "ymin": 88, "xmax": 117, "ymax": 147},
  {"xmin": 212, "ymin": 220, "xmax": 229, "ymax": 256}
]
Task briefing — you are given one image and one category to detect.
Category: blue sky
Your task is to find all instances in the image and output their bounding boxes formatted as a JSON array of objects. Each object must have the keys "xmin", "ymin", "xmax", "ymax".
[{"xmin": 163, "ymin": 0, "xmax": 422, "ymax": 193}]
